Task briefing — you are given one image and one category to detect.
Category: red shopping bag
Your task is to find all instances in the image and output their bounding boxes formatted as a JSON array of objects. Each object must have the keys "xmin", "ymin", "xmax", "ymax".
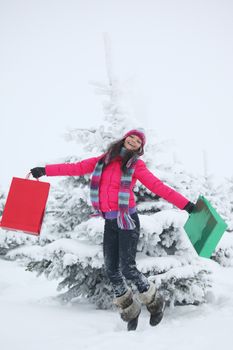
[{"xmin": 0, "ymin": 176, "xmax": 50, "ymax": 235}]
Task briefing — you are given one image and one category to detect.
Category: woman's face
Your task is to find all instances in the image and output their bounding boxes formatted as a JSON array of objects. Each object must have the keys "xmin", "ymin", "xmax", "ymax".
[{"xmin": 124, "ymin": 134, "xmax": 142, "ymax": 151}]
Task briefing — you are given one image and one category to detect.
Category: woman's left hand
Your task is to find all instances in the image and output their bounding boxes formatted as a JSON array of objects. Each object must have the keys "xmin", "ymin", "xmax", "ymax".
[{"xmin": 183, "ymin": 201, "xmax": 196, "ymax": 214}]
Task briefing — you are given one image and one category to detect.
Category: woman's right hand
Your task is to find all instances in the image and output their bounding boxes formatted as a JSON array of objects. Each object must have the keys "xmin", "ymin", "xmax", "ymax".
[{"xmin": 30, "ymin": 167, "xmax": 46, "ymax": 179}]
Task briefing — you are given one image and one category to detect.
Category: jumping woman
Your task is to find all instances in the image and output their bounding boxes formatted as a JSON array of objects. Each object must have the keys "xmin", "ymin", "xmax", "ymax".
[{"xmin": 31, "ymin": 128, "xmax": 195, "ymax": 331}]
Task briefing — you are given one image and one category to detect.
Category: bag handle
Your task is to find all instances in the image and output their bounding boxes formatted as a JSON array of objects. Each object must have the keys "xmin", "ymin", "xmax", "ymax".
[{"xmin": 26, "ymin": 172, "xmax": 39, "ymax": 181}]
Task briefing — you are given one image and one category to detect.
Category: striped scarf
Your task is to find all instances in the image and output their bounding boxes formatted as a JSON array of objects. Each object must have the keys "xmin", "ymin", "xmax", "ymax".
[{"xmin": 90, "ymin": 148, "xmax": 138, "ymax": 230}]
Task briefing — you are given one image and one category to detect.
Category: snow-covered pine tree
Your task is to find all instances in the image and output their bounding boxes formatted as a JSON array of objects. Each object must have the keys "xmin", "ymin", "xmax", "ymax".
[
  {"xmin": 193, "ymin": 153, "xmax": 233, "ymax": 267},
  {"xmin": 212, "ymin": 176, "xmax": 233, "ymax": 266},
  {"xmin": 6, "ymin": 35, "xmax": 214, "ymax": 309},
  {"xmin": 7, "ymin": 88, "xmax": 214, "ymax": 309},
  {"xmin": 0, "ymin": 189, "xmax": 4, "ymax": 216},
  {"xmin": 214, "ymin": 176, "xmax": 233, "ymax": 233},
  {"xmin": 38, "ymin": 161, "xmax": 93, "ymax": 245}
]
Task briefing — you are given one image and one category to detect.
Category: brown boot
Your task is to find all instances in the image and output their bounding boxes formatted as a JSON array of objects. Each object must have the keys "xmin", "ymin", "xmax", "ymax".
[
  {"xmin": 113, "ymin": 289, "xmax": 141, "ymax": 331},
  {"xmin": 138, "ymin": 282, "xmax": 165, "ymax": 326}
]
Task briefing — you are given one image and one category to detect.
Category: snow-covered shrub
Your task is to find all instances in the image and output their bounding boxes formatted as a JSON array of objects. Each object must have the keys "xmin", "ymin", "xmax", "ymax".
[{"xmin": 212, "ymin": 232, "xmax": 233, "ymax": 267}]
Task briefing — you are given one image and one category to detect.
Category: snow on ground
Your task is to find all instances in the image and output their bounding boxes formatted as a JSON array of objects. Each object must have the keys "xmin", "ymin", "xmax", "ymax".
[{"xmin": 0, "ymin": 258, "xmax": 233, "ymax": 350}]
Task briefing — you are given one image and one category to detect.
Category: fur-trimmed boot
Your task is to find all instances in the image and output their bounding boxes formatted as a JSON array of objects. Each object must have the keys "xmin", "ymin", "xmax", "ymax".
[
  {"xmin": 113, "ymin": 289, "xmax": 141, "ymax": 331},
  {"xmin": 138, "ymin": 282, "xmax": 165, "ymax": 326}
]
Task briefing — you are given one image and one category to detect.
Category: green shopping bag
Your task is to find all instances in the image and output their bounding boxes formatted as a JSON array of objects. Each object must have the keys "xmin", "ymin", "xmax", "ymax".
[{"xmin": 184, "ymin": 195, "xmax": 228, "ymax": 258}]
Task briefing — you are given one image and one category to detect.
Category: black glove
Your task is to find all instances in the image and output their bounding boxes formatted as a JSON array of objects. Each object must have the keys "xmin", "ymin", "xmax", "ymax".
[
  {"xmin": 30, "ymin": 167, "xmax": 46, "ymax": 179},
  {"xmin": 183, "ymin": 201, "xmax": 195, "ymax": 214}
]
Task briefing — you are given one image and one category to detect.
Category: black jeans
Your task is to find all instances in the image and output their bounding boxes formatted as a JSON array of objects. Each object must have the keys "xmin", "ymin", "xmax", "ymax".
[{"xmin": 103, "ymin": 212, "xmax": 150, "ymax": 297}]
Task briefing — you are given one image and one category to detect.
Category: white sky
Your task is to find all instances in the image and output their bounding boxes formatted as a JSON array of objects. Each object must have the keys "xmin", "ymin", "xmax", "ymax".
[{"xmin": 1, "ymin": 0, "xmax": 233, "ymax": 191}]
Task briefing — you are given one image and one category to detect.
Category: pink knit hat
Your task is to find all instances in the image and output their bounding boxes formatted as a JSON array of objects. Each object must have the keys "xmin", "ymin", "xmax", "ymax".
[{"xmin": 123, "ymin": 128, "xmax": 146, "ymax": 146}]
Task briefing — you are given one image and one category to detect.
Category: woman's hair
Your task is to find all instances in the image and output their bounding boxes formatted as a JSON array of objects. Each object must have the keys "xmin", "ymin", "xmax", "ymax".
[{"xmin": 104, "ymin": 138, "xmax": 143, "ymax": 172}]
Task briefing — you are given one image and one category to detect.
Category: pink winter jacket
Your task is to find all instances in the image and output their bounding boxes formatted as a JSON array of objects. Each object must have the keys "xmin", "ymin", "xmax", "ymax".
[{"xmin": 45, "ymin": 155, "xmax": 189, "ymax": 212}]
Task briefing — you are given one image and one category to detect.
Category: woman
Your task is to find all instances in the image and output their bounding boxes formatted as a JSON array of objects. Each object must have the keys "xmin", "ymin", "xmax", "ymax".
[{"xmin": 31, "ymin": 128, "xmax": 195, "ymax": 331}]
